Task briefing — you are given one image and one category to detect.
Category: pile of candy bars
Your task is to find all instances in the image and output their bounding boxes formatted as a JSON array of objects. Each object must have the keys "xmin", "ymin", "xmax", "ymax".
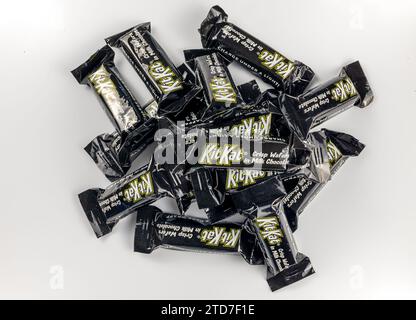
[{"xmin": 72, "ymin": 6, "xmax": 373, "ymax": 292}]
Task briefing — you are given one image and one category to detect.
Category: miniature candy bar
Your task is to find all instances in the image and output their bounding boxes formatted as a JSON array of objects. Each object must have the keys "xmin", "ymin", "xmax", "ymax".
[
  {"xmin": 200, "ymin": 5, "xmax": 315, "ymax": 96},
  {"xmin": 84, "ymin": 100, "xmax": 158, "ymax": 181},
  {"xmin": 280, "ymin": 61, "xmax": 374, "ymax": 139},
  {"xmin": 193, "ymin": 128, "xmax": 364, "ymax": 228},
  {"xmin": 134, "ymin": 205, "xmax": 264, "ymax": 265},
  {"xmin": 85, "ymin": 80, "xmax": 264, "ymax": 182},
  {"xmin": 106, "ymin": 23, "xmax": 200, "ymax": 116},
  {"xmin": 245, "ymin": 206, "xmax": 314, "ymax": 291},
  {"xmin": 282, "ymin": 128, "xmax": 365, "ymax": 231},
  {"xmin": 71, "ymin": 45, "xmax": 148, "ymax": 133},
  {"xmin": 184, "ymin": 49, "xmax": 242, "ymax": 120},
  {"xmin": 78, "ymin": 159, "xmax": 188, "ymax": 238}
]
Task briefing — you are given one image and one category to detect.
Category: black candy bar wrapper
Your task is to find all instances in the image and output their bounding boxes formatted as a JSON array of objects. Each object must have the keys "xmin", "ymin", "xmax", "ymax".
[
  {"xmin": 184, "ymin": 49, "xmax": 243, "ymax": 120},
  {"xmin": 195, "ymin": 136, "xmax": 292, "ymax": 171},
  {"xmin": 245, "ymin": 206, "xmax": 314, "ymax": 292},
  {"xmin": 237, "ymin": 80, "xmax": 262, "ymax": 106},
  {"xmin": 71, "ymin": 45, "xmax": 148, "ymax": 134},
  {"xmin": 156, "ymin": 90, "xmax": 310, "ymax": 172},
  {"xmin": 106, "ymin": 22, "xmax": 200, "ymax": 116},
  {"xmin": 200, "ymin": 6, "xmax": 315, "ymax": 96},
  {"xmin": 280, "ymin": 61, "xmax": 374, "ymax": 139},
  {"xmin": 134, "ymin": 206, "xmax": 264, "ymax": 265},
  {"xmin": 85, "ymin": 100, "xmax": 159, "ymax": 182},
  {"xmin": 282, "ymin": 128, "xmax": 365, "ymax": 230},
  {"xmin": 78, "ymin": 158, "xmax": 189, "ymax": 238},
  {"xmin": 190, "ymin": 165, "xmax": 287, "ymax": 210},
  {"xmin": 185, "ymin": 90, "xmax": 311, "ymax": 210},
  {"xmin": 85, "ymin": 80, "xmax": 262, "ymax": 182},
  {"xmin": 198, "ymin": 169, "xmax": 281, "ymax": 223},
  {"xmin": 172, "ymin": 79, "xmax": 262, "ymax": 128},
  {"xmin": 205, "ymin": 129, "xmax": 365, "ymax": 230},
  {"xmin": 158, "ymin": 121, "xmax": 306, "ymax": 172}
]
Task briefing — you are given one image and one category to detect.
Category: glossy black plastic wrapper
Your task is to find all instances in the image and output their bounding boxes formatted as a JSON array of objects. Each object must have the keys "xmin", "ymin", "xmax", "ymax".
[
  {"xmin": 134, "ymin": 206, "xmax": 264, "ymax": 265},
  {"xmin": 184, "ymin": 49, "xmax": 243, "ymax": 120},
  {"xmin": 71, "ymin": 45, "xmax": 148, "ymax": 134},
  {"xmin": 280, "ymin": 61, "xmax": 374, "ymax": 139},
  {"xmin": 84, "ymin": 63, "xmax": 197, "ymax": 182},
  {"xmin": 204, "ymin": 89, "xmax": 311, "ymax": 171},
  {"xmin": 71, "ymin": 8, "xmax": 376, "ymax": 293},
  {"xmin": 106, "ymin": 23, "xmax": 200, "ymax": 116},
  {"xmin": 190, "ymin": 167, "xmax": 283, "ymax": 210},
  {"xmin": 84, "ymin": 75, "xmax": 262, "ymax": 182},
  {"xmin": 155, "ymin": 90, "xmax": 310, "ymax": 172},
  {"xmin": 196, "ymin": 137, "xmax": 293, "ymax": 171},
  {"xmin": 153, "ymin": 91, "xmax": 309, "ymax": 215},
  {"xmin": 78, "ymin": 158, "xmax": 189, "ymax": 238},
  {"xmin": 203, "ymin": 128, "xmax": 365, "ymax": 229},
  {"xmin": 199, "ymin": 6, "xmax": 315, "ymax": 96},
  {"xmin": 171, "ymin": 78, "xmax": 262, "ymax": 131},
  {"xmin": 244, "ymin": 206, "xmax": 314, "ymax": 291},
  {"xmin": 84, "ymin": 100, "xmax": 158, "ymax": 182},
  {"xmin": 185, "ymin": 89, "xmax": 309, "ymax": 211},
  {"xmin": 157, "ymin": 121, "xmax": 305, "ymax": 172},
  {"xmin": 282, "ymin": 128, "xmax": 365, "ymax": 231},
  {"xmin": 205, "ymin": 174, "xmax": 287, "ymax": 224}
]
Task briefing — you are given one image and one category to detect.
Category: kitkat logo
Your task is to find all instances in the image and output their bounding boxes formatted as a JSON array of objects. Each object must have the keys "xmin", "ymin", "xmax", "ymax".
[
  {"xmin": 225, "ymin": 169, "xmax": 267, "ymax": 190},
  {"xmin": 255, "ymin": 216, "xmax": 284, "ymax": 246},
  {"xmin": 123, "ymin": 172, "xmax": 154, "ymax": 203},
  {"xmin": 331, "ymin": 77, "xmax": 357, "ymax": 103},
  {"xmin": 200, "ymin": 227, "xmax": 241, "ymax": 248},
  {"xmin": 149, "ymin": 61, "xmax": 183, "ymax": 94},
  {"xmin": 209, "ymin": 76, "xmax": 237, "ymax": 103},
  {"xmin": 258, "ymin": 50, "xmax": 295, "ymax": 80},
  {"xmin": 326, "ymin": 140, "xmax": 342, "ymax": 167},
  {"xmin": 199, "ymin": 143, "xmax": 244, "ymax": 166},
  {"xmin": 229, "ymin": 114, "xmax": 272, "ymax": 139}
]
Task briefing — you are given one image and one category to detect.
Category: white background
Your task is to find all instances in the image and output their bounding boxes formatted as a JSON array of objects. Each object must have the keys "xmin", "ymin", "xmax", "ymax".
[{"xmin": 0, "ymin": 0, "xmax": 415, "ymax": 299}]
